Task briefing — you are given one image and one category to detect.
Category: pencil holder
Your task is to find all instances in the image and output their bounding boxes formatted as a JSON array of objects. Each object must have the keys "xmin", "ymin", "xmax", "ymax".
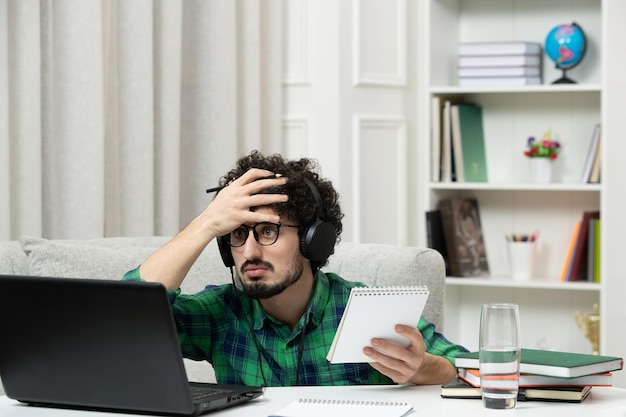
[{"xmin": 507, "ymin": 241, "xmax": 536, "ymax": 280}]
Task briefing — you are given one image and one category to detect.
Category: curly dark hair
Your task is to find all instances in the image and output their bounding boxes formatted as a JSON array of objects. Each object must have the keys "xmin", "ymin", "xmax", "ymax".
[{"xmin": 219, "ymin": 150, "xmax": 343, "ymax": 270}]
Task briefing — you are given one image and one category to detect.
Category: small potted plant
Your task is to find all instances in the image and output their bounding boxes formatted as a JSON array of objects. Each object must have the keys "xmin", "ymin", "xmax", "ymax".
[
  {"xmin": 524, "ymin": 130, "xmax": 561, "ymax": 182},
  {"xmin": 524, "ymin": 131, "xmax": 561, "ymax": 160}
]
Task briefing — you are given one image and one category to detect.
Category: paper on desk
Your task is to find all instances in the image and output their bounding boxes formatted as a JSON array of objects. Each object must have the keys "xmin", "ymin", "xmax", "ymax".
[{"xmin": 268, "ymin": 398, "xmax": 414, "ymax": 417}]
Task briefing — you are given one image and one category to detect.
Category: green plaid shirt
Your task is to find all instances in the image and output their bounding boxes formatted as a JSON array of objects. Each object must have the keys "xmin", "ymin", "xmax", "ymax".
[{"xmin": 122, "ymin": 269, "xmax": 467, "ymax": 386}]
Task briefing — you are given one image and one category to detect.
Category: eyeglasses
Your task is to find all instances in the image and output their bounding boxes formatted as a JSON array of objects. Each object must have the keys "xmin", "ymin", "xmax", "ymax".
[{"xmin": 225, "ymin": 222, "xmax": 300, "ymax": 247}]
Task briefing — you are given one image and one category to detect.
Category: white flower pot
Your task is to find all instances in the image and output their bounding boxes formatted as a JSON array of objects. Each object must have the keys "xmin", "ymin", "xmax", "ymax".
[{"xmin": 530, "ymin": 158, "xmax": 553, "ymax": 183}]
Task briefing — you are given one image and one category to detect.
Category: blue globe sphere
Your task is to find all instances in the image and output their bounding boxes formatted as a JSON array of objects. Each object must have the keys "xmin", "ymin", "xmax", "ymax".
[{"xmin": 544, "ymin": 23, "xmax": 586, "ymax": 83}]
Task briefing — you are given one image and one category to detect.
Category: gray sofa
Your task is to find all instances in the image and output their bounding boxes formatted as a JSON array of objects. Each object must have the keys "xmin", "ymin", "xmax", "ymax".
[{"xmin": 0, "ymin": 236, "xmax": 446, "ymax": 394}]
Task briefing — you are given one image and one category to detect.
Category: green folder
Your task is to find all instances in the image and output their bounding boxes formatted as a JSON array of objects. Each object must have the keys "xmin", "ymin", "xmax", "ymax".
[{"xmin": 456, "ymin": 104, "xmax": 488, "ymax": 182}]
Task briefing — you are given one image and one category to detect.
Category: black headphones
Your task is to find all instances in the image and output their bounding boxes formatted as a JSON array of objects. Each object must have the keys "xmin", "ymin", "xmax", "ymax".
[{"xmin": 217, "ymin": 177, "xmax": 336, "ymax": 268}]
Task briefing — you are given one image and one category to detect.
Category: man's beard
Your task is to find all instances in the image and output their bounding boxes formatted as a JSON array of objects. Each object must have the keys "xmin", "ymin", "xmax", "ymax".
[{"xmin": 238, "ymin": 257, "xmax": 305, "ymax": 299}]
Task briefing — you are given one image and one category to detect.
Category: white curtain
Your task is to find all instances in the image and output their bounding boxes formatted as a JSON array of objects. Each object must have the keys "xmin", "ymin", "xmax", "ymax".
[{"xmin": 0, "ymin": 0, "xmax": 283, "ymax": 240}]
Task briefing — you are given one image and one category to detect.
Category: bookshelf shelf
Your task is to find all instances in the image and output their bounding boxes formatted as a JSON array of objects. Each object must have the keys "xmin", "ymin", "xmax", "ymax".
[
  {"xmin": 429, "ymin": 183, "xmax": 602, "ymax": 192},
  {"xmin": 445, "ymin": 277, "xmax": 601, "ymax": 292},
  {"xmin": 430, "ymin": 84, "xmax": 602, "ymax": 95}
]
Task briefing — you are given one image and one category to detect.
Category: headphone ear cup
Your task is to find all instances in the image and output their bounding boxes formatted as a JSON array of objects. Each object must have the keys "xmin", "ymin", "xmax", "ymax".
[
  {"xmin": 217, "ymin": 235, "xmax": 235, "ymax": 268},
  {"xmin": 218, "ymin": 235, "xmax": 244, "ymax": 290},
  {"xmin": 299, "ymin": 219, "xmax": 336, "ymax": 262}
]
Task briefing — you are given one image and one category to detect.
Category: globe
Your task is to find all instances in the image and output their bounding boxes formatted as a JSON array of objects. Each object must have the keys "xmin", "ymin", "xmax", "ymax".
[{"xmin": 544, "ymin": 22, "xmax": 586, "ymax": 84}]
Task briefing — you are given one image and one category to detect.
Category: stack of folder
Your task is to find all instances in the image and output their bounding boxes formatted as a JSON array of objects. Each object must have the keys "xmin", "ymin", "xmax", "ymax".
[
  {"xmin": 442, "ymin": 348, "xmax": 623, "ymax": 403},
  {"xmin": 457, "ymin": 41, "xmax": 543, "ymax": 87}
]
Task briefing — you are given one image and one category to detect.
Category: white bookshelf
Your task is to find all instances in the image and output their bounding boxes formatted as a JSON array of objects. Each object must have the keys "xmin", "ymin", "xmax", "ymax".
[{"xmin": 415, "ymin": 0, "xmax": 619, "ymax": 376}]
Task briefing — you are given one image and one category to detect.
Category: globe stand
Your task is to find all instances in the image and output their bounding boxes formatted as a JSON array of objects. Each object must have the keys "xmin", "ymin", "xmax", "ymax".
[
  {"xmin": 552, "ymin": 68, "xmax": 576, "ymax": 84},
  {"xmin": 545, "ymin": 22, "xmax": 586, "ymax": 86}
]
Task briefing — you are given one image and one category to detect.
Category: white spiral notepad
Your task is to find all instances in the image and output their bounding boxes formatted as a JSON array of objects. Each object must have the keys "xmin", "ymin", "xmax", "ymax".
[
  {"xmin": 326, "ymin": 286, "xmax": 430, "ymax": 364},
  {"xmin": 269, "ymin": 398, "xmax": 414, "ymax": 417}
]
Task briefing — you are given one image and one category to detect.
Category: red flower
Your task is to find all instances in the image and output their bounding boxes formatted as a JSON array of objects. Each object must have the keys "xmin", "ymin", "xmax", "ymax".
[{"xmin": 524, "ymin": 132, "xmax": 561, "ymax": 159}]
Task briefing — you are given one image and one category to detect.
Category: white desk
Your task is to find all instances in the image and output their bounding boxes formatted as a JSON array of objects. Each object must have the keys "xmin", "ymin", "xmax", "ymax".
[{"xmin": 2, "ymin": 385, "xmax": 626, "ymax": 416}]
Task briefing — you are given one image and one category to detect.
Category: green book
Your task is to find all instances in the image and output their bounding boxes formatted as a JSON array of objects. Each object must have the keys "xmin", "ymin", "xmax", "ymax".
[
  {"xmin": 587, "ymin": 217, "xmax": 597, "ymax": 282},
  {"xmin": 453, "ymin": 103, "xmax": 488, "ymax": 182},
  {"xmin": 454, "ymin": 348, "xmax": 623, "ymax": 378},
  {"xmin": 594, "ymin": 219, "xmax": 601, "ymax": 282}
]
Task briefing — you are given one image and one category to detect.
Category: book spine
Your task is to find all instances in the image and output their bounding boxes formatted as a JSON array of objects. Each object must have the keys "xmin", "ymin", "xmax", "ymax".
[
  {"xmin": 441, "ymin": 100, "xmax": 453, "ymax": 182},
  {"xmin": 459, "ymin": 42, "xmax": 542, "ymax": 56},
  {"xmin": 560, "ymin": 222, "xmax": 581, "ymax": 282},
  {"xmin": 587, "ymin": 218, "xmax": 597, "ymax": 282},
  {"xmin": 437, "ymin": 199, "xmax": 460, "ymax": 276},
  {"xmin": 458, "ymin": 76, "xmax": 542, "ymax": 87},
  {"xmin": 580, "ymin": 124, "xmax": 601, "ymax": 183},
  {"xmin": 425, "ymin": 210, "xmax": 449, "ymax": 275},
  {"xmin": 589, "ymin": 132, "xmax": 602, "ymax": 183},
  {"xmin": 430, "ymin": 96, "xmax": 442, "ymax": 182},
  {"xmin": 458, "ymin": 55, "xmax": 541, "ymax": 67},
  {"xmin": 450, "ymin": 105, "xmax": 465, "ymax": 182},
  {"xmin": 594, "ymin": 220, "xmax": 601, "ymax": 282},
  {"xmin": 458, "ymin": 67, "xmax": 541, "ymax": 78},
  {"xmin": 569, "ymin": 211, "xmax": 600, "ymax": 281}
]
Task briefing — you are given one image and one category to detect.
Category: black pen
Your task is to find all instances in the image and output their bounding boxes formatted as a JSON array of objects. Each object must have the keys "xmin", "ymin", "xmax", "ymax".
[
  {"xmin": 205, "ymin": 185, "xmax": 223, "ymax": 194},
  {"xmin": 205, "ymin": 174, "xmax": 283, "ymax": 194}
]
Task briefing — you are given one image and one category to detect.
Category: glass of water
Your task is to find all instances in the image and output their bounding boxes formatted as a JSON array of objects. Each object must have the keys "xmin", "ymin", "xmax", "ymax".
[{"xmin": 479, "ymin": 303, "xmax": 521, "ymax": 409}]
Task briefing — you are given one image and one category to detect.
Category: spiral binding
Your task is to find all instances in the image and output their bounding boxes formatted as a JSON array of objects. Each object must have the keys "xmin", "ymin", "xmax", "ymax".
[
  {"xmin": 297, "ymin": 398, "xmax": 410, "ymax": 407},
  {"xmin": 351, "ymin": 285, "xmax": 429, "ymax": 296}
]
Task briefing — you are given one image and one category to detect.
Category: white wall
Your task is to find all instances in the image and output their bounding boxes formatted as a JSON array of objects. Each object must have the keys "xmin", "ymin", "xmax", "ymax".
[{"xmin": 282, "ymin": 0, "xmax": 415, "ymax": 246}]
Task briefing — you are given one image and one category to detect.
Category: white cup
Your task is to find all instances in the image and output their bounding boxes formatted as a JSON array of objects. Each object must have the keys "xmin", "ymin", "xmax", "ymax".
[{"xmin": 507, "ymin": 241, "xmax": 535, "ymax": 280}]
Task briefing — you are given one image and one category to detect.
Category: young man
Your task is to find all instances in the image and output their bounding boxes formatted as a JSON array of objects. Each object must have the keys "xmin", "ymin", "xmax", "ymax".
[{"xmin": 123, "ymin": 151, "xmax": 467, "ymax": 386}]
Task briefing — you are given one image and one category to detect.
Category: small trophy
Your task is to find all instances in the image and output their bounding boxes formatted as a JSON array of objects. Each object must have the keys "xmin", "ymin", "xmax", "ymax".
[{"xmin": 575, "ymin": 303, "xmax": 600, "ymax": 355}]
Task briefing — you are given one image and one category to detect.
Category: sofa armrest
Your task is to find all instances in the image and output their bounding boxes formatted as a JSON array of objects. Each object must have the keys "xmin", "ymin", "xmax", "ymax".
[{"xmin": 0, "ymin": 241, "xmax": 29, "ymax": 276}]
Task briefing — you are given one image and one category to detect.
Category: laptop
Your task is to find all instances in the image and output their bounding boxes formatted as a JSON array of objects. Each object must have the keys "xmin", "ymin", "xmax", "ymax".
[{"xmin": 0, "ymin": 274, "xmax": 263, "ymax": 416}]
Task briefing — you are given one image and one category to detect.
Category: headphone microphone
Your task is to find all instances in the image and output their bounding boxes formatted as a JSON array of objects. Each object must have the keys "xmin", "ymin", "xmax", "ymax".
[{"xmin": 217, "ymin": 177, "xmax": 336, "ymax": 268}]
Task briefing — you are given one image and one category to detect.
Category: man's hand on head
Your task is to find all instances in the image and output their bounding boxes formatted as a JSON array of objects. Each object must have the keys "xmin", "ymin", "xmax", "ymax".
[{"xmin": 203, "ymin": 169, "xmax": 289, "ymax": 238}]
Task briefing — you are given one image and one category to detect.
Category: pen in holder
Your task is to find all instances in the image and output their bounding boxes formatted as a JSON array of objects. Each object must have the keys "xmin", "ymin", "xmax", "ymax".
[{"xmin": 505, "ymin": 233, "xmax": 538, "ymax": 281}]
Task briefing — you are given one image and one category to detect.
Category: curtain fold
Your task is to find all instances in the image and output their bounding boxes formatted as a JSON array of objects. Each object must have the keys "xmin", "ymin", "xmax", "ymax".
[
  {"xmin": 113, "ymin": 0, "xmax": 155, "ymax": 236},
  {"xmin": 152, "ymin": 0, "xmax": 182, "ymax": 237},
  {"xmin": 180, "ymin": 0, "xmax": 239, "ymax": 227},
  {"xmin": 3, "ymin": 0, "xmax": 43, "ymax": 239},
  {"xmin": 0, "ymin": 0, "xmax": 10, "ymax": 240},
  {"xmin": 42, "ymin": 0, "xmax": 106, "ymax": 239},
  {"xmin": 0, "ymin": 0, "xmax": 283, "ymax": 241}
]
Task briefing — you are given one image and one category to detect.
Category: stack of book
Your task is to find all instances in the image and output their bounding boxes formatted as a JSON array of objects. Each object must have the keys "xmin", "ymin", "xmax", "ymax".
[
  {"xmin": 442, "ymin": 348, "xmax": 623, "ymax": 403},
  {"xmin": 457, "ymin": 41, "xmax": 543, "ymax": 87}
]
